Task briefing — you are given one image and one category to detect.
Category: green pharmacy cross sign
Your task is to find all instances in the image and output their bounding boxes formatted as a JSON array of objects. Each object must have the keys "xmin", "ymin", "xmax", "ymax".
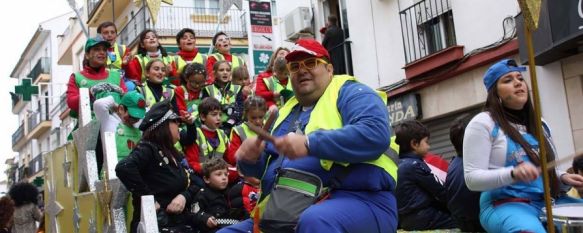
[{"xmin": 15, "ymin": 78, "xmax": 39, "ymax": 101}]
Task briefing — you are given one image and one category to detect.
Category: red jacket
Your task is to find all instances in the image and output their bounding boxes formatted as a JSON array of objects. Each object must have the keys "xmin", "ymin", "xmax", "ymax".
[
  {"xmin": 254, "ymin": 74, "xmax": 288, "ymax": 108},
  {"xmin": 174, "ymin": 85, "xmax": 203, "ymax": 116},
  {"xmin": 66, "ymin": 65, "xmax": 127, "ymax": 112}
]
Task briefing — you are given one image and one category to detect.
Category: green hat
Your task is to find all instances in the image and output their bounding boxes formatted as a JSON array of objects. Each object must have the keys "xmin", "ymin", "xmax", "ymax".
[
  {"xmin": 120, "ymin": 91, "xmax": 147, "ymax": 119},
  {"xmin": 85, "ymin": 36, "xmax": 111, "ymax": 52}
]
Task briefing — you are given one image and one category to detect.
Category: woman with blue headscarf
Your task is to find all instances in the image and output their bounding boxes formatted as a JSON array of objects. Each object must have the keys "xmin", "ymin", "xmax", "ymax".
[{"xmin": 463, "ymin": 59, "xmax": 583, "ymax": 232}]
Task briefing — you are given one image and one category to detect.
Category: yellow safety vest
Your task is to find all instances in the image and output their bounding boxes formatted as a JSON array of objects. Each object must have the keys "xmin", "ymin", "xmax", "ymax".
[
  {"xmin": 253, "ymin": 75, "xmax": 398, "ymax": 224},
  {"xmin": 263, "ymin": 76, "xmax": 292, "ymax": 107},
  {"xmin": 107, "ymin": 43, "xmax": 126, "ymax": 70},
  {"xmin": 273, "ymin": 75, "xmax": 398, "ymax": 180},
  {"xmin": 139, "ymin": 83, "xmax": 175, "ymax": 109},
  {"xmin": 231, "ymin": 123, "xmax": 257, "ymax": 142},
  {"xmin": 196, "ymin": 127, "xmax": 228, "ymax": 161},
  {"xmin": 211, "ymin": 53, "xmax": 245, "ymax": 70},
  {"xmin": 135, "ymin": 54, "xmax": 173, "ymax": 83},
  {"xmin": 204, "ymin": 84, "xmax": 242, "ymax": 105},
  {"xmin": 174, "ymin": 53, "xmax": 207, "ymax": 75}
]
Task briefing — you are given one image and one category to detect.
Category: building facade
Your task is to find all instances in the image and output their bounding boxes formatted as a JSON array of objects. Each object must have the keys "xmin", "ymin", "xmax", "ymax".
[
  {"xmin": 273, "ymin": 0, "xmax": 578, "ymax": 162},
  {"xmin": 10, "ymin": 12, "xmax": 74, "ymax": 184},
  {"xmin": 84, "ymin": 0, "xmax": 249, "ymax": 60}
]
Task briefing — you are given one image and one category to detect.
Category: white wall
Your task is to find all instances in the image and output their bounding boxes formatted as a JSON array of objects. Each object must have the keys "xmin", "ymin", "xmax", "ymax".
[
  {"xmin": 452, "ymin": 0, "xmax": 520, "ymax": 53},
  {"xmin": 536, "ymin": 62, "xmax": 576, "ymax": 171},
  {"xmin": 345, "ymin": 0, "xmax": 406, "ymax": 89}
]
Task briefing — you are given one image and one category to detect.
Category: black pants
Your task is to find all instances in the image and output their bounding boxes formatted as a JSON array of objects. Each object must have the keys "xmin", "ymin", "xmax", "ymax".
[{"xmin": 399, "ymin": 207, "xmax": 457, "ymax": 231}]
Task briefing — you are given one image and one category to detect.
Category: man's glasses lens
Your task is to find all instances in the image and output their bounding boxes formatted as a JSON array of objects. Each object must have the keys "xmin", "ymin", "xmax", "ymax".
[{"xmin": 287, "ymin": 58, "xmax": 326, "ymax": 73}]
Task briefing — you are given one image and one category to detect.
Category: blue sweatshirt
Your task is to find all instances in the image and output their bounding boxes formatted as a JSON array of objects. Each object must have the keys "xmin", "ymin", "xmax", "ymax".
[{"xmin": 238, "ymin": 81, "xmax": 395, "ymax": 198}]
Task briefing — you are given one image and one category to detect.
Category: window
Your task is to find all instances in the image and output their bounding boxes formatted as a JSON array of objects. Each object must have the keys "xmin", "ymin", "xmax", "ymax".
[
  {"xmin": 399, "ymin": 0, "xmax": 457, "ymax": 63},
  {"xmin": 195, "ymin": 0, "xmax": 219, "ymax": 14}
]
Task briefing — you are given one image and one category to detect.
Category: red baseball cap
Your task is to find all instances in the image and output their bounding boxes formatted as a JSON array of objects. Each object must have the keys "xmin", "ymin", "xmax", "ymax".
[{"xmin": 285, "ymin": 39, "xmax": 331, "ymax": 62}]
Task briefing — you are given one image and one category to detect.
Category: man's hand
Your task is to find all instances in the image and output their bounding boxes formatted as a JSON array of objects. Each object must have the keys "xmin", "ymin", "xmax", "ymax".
[
  {"xmin": 236, "ymin": 137, "xmax": 265, "ymax": 163},
  {"xmin": 166, "ymin": 194, "xmax": 186, "ymax": 214},
  {"xmin": 274, "ymin": 133, "xmax": 308, "ymax": 160}
]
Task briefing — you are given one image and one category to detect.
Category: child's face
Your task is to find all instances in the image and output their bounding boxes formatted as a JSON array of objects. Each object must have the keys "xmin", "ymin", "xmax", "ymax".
[
  {"xmin": 246, "ymin": 109, "xmax": 265, "ymax": 128},
  {"xmin": 215, "ymin": 63, "xmax": 231, "ymax": 84},
  {"xmin": 142, "ymin": 31, "xmax": 159, "ymax": 52},
  {"xmin": 179, "ymin": 32, "xmax": 196, "ymax": 51},
  {"xmin": 186, "ymin": 74, "xmax": 206, "ymax": 91},
  {"xmin": 201, "ymin": 110, "xmax": 222, "ymax": 129},
  {"xmin": 215, "ymin": 35, "xmax": 231, "ymax": 53},
  {"xmin": 232, "ymin": 75, "xmax": 250, "ymax": 87},
  {"xmin": 100, "ymin": 26, "xmax": 117, "ymax": 43},
  {"xmin": 412, "ymin": 137, "xmax": 430, "ymax": 157},
  {"xmin": 204, "ymin": 168, "xmax": 229, "ymax": 190},
  {"xmin": 118, "ymin": 106, "xmax": 140, "ymax": 127},
  {"xmin": 147, "ymin": 61, "xmax": 166, "ymax": 84}
]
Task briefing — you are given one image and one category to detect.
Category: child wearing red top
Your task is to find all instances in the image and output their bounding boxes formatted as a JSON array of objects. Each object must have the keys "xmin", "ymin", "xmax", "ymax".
[
  {"xmin": 125, "ymin": 29, "xmax": 174, "ymax": 85},
  {"xmin": 206, "ymin": 31, "xmax": 246, "ymax": 84},
  {"xmin": 224, "ymin": 96, "xmax": 267, "ymax": 165},
  {"xmin": 254, "ymin": 57, "xmax": 290, "ymax": 115}
]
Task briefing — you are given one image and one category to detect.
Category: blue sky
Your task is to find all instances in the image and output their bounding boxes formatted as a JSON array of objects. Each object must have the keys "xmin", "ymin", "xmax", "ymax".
[{"xmin": 0, "ymin": 0, "xmax": 72, "ymax": 182}]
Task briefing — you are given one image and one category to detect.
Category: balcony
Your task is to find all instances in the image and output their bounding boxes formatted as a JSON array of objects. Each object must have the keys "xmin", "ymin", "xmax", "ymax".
[
  {"xmin": 28, "ymin": 154, "xmax": 44, "ymax": 177},
  {"xmin": 27, "ymin": 57, "xmax": 51, "ymax": 84},
  {"xmin": 119, "ymin": 6, "xmax": 247, "ymax": 47},
  {"xmin": 12, "ymin": 122, "xmax": 26, "ymax": 150},
  {"xmin": 17, "ymin": 165, "xmax": 29, "ymax": 182},
  {"xmin": 399, "ymin": 0, "xmax": 457, "ymax": 64},
  {"xmin": 11, "ymin": 93, "xmax": 25, "ymax": 114},
  {"xmin": 27, "ymin": 110, "xmax": 51, "ymax": 139},
  {"xmin": 86, "ymin": 0, "xmax": 131, "ymax": 27}
]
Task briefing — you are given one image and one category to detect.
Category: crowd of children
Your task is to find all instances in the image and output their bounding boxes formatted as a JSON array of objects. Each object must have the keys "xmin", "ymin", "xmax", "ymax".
[
  {"xmin": 61, "ymin": 22, "xmax": 286, "ymax": 232},
  {"xmin": 58, "ymin": 21, "xmax": 583, "ymax": 233}
]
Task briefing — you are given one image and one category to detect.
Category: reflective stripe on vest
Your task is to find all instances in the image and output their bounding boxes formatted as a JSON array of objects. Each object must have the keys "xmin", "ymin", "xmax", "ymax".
[
  {"xmin": 140, "ymin": 83, "xmax": 175, "ymax": 109},
  {"xmin": 115, "ymin": 123, "xmax": 142, "ymax": 161},
  {"xmin": 196, "ymin": 127, "xmax": 228, "ymax": 162},
  {"xmin": 136, "ymin": 55, "xmax": 173, "ymax": 82},
  {"xmin": 263, "ymin": 76, "xmax": 292, "ymax": 107},
  {"xmin": 107, "ymin": 43, "xmax": 126, "ymax": 70},
  {"xmin": 231, "ymin": 123, "xmax": 257, "ymax": 142},
  {"xmin": 174, "ymin": 53, "xmax": 207, "ymax": 73},
  {"xmin": 212, "ymin": 53, "xmax": 244, "ymax": 69},
  {"xmin": 273, "ymin": 75, "xmax": 398, "ymax": 181},
  {"xmin": 204, "ymin": 84, "xmax": 242, "ymax": 105}
]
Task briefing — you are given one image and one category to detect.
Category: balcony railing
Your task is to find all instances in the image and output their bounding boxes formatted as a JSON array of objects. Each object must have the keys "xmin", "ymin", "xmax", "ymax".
[
  {"xmin": 27, "ymin": 110, "xmax": 49, "ymax": 134},
  {"xmin": 119, "ymin": 6, "xmax": 247, "ymax": 46},
  {"xmin": 17, "ymin": 165, "xmax": 29, "ymax": 181},
  {"xmin": 27, "ymin": 57, "xmax": 51, "ymax": 83},
  {"xmin": 11, "ymin": 122, "xmax": 25, "ymax": 146},
  {"xmin": 399, "ymin": 0, "xmax": 457, "ymax": 64},
  {"xmin": 87, "ymin": 0, "xmax": 103, "ymax": 22},
  {"xmin": 28, "ymin": 154, "xmax": 43, "ymax": 176}
]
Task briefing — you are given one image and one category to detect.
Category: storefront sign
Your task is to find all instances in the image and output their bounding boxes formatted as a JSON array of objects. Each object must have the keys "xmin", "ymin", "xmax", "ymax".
[
  {"xmin": 517, "ymin": 0, "xmax": 583, "ymax": 65},
  {"xmin": 388, "ymin": 94, "xmax": 421, "ymax": 125},
  {"xmin": 249, "ymin": 0, "xmax": 274, "ymax": 74}
]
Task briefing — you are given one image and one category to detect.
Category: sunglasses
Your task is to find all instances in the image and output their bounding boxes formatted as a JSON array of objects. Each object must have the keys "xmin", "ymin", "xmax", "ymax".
[{"xmin": 287, "ymin": 58, "xmax": 328, "ymax": 74}]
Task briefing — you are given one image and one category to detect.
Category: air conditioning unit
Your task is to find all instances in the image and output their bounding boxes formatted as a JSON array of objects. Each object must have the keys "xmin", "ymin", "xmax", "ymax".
[{"xmin": 284, "ymin": 7, "xmax": 313, "ymax": 41}]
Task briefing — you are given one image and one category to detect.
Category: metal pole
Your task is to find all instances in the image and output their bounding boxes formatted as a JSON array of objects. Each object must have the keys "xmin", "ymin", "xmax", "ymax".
[
  {"xmin": 523, "ymin": 22, "xmax": 555, "ymax": 233},
  {"xmin": 67, "ymin": 0, "xmax": 89, "ymax": 36}
]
